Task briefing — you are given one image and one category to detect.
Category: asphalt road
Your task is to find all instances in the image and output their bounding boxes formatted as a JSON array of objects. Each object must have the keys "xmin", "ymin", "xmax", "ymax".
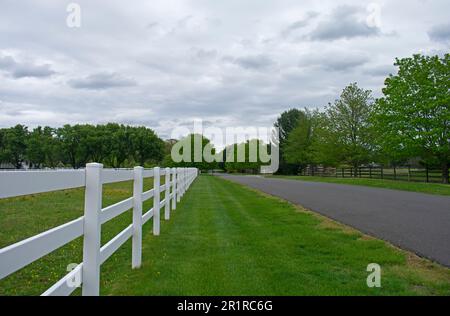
[{"xmin": 218, "ymin": 175, "xmax": 450, "ymax": 267}]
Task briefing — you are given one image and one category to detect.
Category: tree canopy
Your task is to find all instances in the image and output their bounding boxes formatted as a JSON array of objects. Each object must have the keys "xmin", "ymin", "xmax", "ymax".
[
  {"xmin": 168, "ymin": 134, "xmax": 218, "ymax": 171},
  {"xmin": 223, "ymin": 139, "xmax": 268, "ymax": 173},
  {"xmin": 324, "ymin": 83, "xmax": 375, "ymax": 169},
  {"xmin": 274, "ymin": 108, "xmax": 304, "ymax": 174},
  {"xmin": 372, "ymin": 54, "xmax": 450, "ymax": 182},
  {"xmin": 0, "ymin": 124, "xmax": 165, "ymax": 169}
]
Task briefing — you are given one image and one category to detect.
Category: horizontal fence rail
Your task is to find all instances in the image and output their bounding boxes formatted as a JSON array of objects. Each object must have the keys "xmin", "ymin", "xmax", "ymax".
[
  {"xmin": 301, "ymin": 166, "xmax": 447, "ymax": 183},
  {"xmin": 0, "ymin": 164, "xmax": 198, "ymax": 296}
]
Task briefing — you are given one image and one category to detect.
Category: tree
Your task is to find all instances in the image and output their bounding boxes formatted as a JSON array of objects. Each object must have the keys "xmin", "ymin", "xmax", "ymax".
[
  {"xmin": 41, "ymin": 126, "xmax": 61, "ymax": 168},
  {"xmin": 274, "ymin": 109, "xmax": 303, "ymax": 174},
  {"xmin": 324, "ymin": 83, "xmax": 375, "ymax": 172},
  {"xmin": 0, "ymin": 125, "xmax": 28, "ymax": 168},
  {"xmin": 56, "ymin": 124, "xmax": 92, "ymax": 168},
  {"xmin": 224, "ymin": 139, "xmax": 267, "ymax": 173},
  {"xmin": 26, "ymin": 126, "xmax": 48, "ymax": 168},
  {"xmin": 170, "ymin": 134, "xmax": 218, "ymax": 170},
  {"xmin": 275, "ymin": 109, "xmax": 303, "ymax": 144},
  {"xmin": 372, "ymin": 54, "xmax": 450, "ymax": 183},
  {"xmin": 283, "ymin": 109, "xmax": 316, "ymax": 171},
  {"xmin": 130, "ymin": 126, "xmax": 164, "ymax": 166},
  {"xmin": 102, "ymin": 123, "xmax": 131, "ymax": 168},
  {"xmin": 25, "ymin": 126, "xmax": 62, "ymax": 168},
  {"xmin": 310, "ymin": 112, "xmax": 342, "ymax": 167}
]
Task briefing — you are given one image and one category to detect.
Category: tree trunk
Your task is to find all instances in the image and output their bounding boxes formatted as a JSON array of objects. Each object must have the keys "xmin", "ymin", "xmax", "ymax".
[{"xmin": 443, "ymin": 162, "xmax": 449, "ymax": 184}]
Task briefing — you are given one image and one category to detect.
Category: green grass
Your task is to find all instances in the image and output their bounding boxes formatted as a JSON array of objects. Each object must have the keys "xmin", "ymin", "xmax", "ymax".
[
  {"xmin": 0, "ymin": 177, "xmax": 159, "ymax": 295},
  {"xmin": 1, "ymin": 175, "xmax": 450, "ymax": 295},
  {"xmin": 268, "ymin": 175, "xmax": 450, "ymax": 196}
]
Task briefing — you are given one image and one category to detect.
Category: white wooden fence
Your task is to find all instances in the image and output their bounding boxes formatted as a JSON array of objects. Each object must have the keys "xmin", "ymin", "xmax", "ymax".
[{"xmin": 0, "ymin": 164, "xmax": 198, "ymax": 296}]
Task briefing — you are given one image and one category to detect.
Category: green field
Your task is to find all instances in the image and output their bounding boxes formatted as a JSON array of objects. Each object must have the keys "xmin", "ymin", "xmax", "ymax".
[
  {"xmin": 268, "ymin": 175, "xmax": 450, "ymax": 196},
  {"xmin": 1, "ymin": 175, "xmax": 450, "ymax": 295}
]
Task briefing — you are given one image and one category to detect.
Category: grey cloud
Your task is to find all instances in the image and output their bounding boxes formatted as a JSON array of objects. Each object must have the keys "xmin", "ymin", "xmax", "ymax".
[
  {"xmin": 310, "ymin": 5, "xmax": 380, "ymax": 41},
  {"xmin": 428, "ymin": 23, "xmax": 450, "ymax": 42},
  {"xmin": 299, "ymin": 51, "xmax": 369, "ymax": 72},
  {"xmin": 281, "ymin": 11, "xmax": 319, "ymax": 37},
  {"xmin": 68, "ymin": 72, "xmax": 137, "ymax": 90},
  {"xmin": 325, "ymin": 56, "xmax": 369, "ymax": 71},
  {"xmin": 0, "ymin": 55, "xmax": 56, "ymax": 78},
  {"xmin": 230, "ymin": 55, "xmax": 275, "ymax": 70}
]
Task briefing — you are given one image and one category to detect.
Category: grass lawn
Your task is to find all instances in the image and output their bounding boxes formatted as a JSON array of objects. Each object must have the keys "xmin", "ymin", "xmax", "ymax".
[
  {"xmin": 1, "ymin": 175, "xmax": 450, "ymax": 295},
  {"xmin": 268, "ymin": 175, "xmax": 450, "ymax": 196}
]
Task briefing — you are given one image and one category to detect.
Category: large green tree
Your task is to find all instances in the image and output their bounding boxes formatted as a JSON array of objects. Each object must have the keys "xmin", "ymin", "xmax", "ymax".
[
  {"xmin": 56, "ymin": 124, "xmax": 96, "ymax": 168},
  {"xmin": 372, "ymin": 54, "xmax": 450, "ymax": 183},
  {"xmin": 309, "ymin": 112, "xmax": 342, "ymax": 167},
  {"xmin": 283, "ymin": 109, "xmax": 317, "ymax": 170},
  {"xmin": 0, "ymin": 125, "xmax": 28, "ymax": 168},
  {"xmin": 323, "ymin": 83, "xmax": 375, "ymax": 172},
  {"xmin": 26, "ymin": 126, "xmax": 61, "ymax": 168},
  {"xmin": 224, "ymin": 139, "xmax": 267, "ymax": 173},
  {"xmin": 103, "ymin": 123, "xmax": 131, "ymax": 168},
  {"xmin": 274, "ymin": 108, "xmax": 303, "ymax": 174},
  {"xmin": 169, "ymin": 134, "xmax": 218, "ymax": 170},
  {"xmin": 130, "ymin": 126, "xmax": 164, "ymax": 167}
]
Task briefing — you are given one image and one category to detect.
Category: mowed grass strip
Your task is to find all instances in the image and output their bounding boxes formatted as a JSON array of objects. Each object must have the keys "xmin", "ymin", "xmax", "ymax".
[
  {"xmin": 102, "ymin": 175, "xmax": 450, "ymax": 295},
  {"xmin": 268, "ymin": 175, "xmax": 450, "ymax": 196},
  {"xmin": 1, "ymin": 175, "xmax": 450, "ymax": 295}
]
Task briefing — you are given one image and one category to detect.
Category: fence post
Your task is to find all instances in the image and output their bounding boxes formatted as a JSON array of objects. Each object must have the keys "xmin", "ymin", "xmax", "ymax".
[
  {"xmin": 426, "ymin": 166, "xmax": 429, "ymax": 183},
  {"xmin": 369, "ymin": 166, "xmax": 372, "ymax": 178},
  {"xmin": 172, "ymin": 168, "xmax": 177, "ymax": 210},
  {"xmin": 153, "ymin": 167, "xmax": 160, "ymax": 236},
  {"xmin": 176, "ymin": 168, "xmax": 181, "ymax": 203},
  {"xmin": 182, "ymin": 168, "xmax": 186, "ymax": 196},
  {"xmin": 394, "ymin": 166, "xmax": 397, "ymax": 180},
  {"xmin": 180, "ymin": 168, "xmax": 183, "ymax": 198},
  {"xmin": 82, "ymin": 163, "xmax": 103, "ymax": 296},
  {"xmin": 182, "ymin": 168, "xmax": 186, "ymax": 197},
  {"xmin": 132, "ymin": 166, "xmax": 143, "ymax": 269},
  {"xmin": 165, "ymin": 167, "xmax": 170, "ymax": 220},
  {"xmin": 381, "ymin": 167, "xmax": 384, "ymax": 179},
  {"xmin": 408, "ymin": 166, "xmax": 411, "ymax": 182}
]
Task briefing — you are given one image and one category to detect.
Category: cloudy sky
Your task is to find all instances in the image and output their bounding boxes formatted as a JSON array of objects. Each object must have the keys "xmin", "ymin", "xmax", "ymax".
[{"xmin": 0, "ymin": 0, "xmax": 449, "ymax": 144}]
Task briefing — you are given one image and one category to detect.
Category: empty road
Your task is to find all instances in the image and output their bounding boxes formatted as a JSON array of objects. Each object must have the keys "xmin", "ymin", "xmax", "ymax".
[{"xmin": 219, "ymin": 175, "xmax": 450, "ymax": 267}]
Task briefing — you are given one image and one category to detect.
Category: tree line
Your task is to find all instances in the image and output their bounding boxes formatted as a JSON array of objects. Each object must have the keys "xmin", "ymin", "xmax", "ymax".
[
  {"xmin": 275, "ymin": 54, "xmax": 449, "ymax": 183},
  {"xmin": 164, "ymin": 134, "xmax": 268, "ymax": 173},
  {"xmin": 0, "ymin": 123, "xmax": 165, "ymax": 169}
]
